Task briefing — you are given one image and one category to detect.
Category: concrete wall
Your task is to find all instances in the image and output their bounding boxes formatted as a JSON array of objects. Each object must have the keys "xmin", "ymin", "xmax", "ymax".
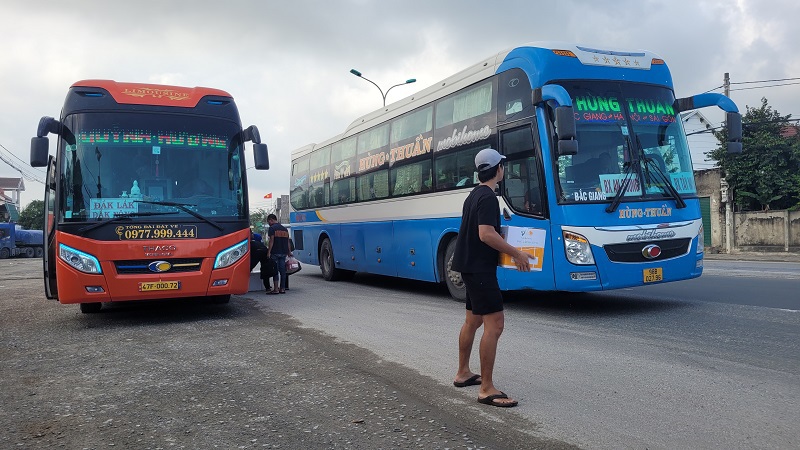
[
  {"xmin": 694, "ymin": 168, "xmax": 725, "ymax": 251},
  {"xmin": 735, "ymin": 210, "xmax": 800, "ymax": 252},
  {"xmin": 693, "ymin": 167, "xmax": 799, "ymax": 253}
]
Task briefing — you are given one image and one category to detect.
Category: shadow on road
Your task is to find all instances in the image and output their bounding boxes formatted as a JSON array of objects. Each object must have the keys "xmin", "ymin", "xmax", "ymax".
[
  {"xmin": 309, "ymin": 271, "xmax": 692, "ymax": 318},
  {"xmin": 72, "ymin": 296, "xmax": 254, "ymax": 328},
  {"xmin": 503, "ymin": 290, "xmax": 691, "ymax": 317}
]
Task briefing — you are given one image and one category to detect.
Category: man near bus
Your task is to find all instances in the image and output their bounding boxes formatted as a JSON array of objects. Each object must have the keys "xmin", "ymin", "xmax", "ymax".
[
  {"xmin": 452, "ymin": 148, "xmax": 533, "ymax": 408},
  {"xmin": 266, "ymin": 214, "xmax": 290, "ymax": 294}
]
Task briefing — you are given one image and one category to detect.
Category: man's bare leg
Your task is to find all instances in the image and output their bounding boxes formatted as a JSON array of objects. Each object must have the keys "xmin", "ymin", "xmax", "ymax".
[
  {"xmin": 478, "ymin": 310, "xmax": 516, "ymax": 405},
  {"xmin": 455, "ymin": 309, "xmax": 483, "ymax": 384}
]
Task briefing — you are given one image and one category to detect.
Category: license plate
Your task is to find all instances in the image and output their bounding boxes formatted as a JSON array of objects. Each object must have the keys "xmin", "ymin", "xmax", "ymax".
[
  {"xmin": 138, "ymin": 281, "xmax": 181, "ymax": 292},
  {"xmin": 643, "ymin": 267, "xmax": 663, "ymax": 283}
]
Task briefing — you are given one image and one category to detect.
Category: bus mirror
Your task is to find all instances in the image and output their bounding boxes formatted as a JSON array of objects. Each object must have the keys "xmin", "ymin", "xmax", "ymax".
[
  {"xmin": 243, "ymin": 125, "xmax": 262, "ymax": 144},
  {"xmin": 726, "ymin": 112, "xmax": 742, "ymax": 142},
  {"xmin": 253, "ymin": 143, "xmax": 269, "ymax": 170},
  {"xmin": 36, "ymin": 116, "xmax": 60, "ymax": 138},
  {"xmin": 558, "ymin": 139, "xmax": 578, "ymax": 156},
  {"xmin": 727, "ymin": 142, "xmax": 742, "ymax": 154},
  {"xmin": 30, "ymin": 137, "xmax": 50, "ymax": 167},
  {"xmin": 555, "ymin": 106, "xmax": 577, "ymax": 140}
]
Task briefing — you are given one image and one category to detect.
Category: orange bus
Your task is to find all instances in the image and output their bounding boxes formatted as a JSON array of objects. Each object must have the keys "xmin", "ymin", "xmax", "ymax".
[{"xmin": 30, "ymin": 80, "xmax": 270, "ymax": 313}]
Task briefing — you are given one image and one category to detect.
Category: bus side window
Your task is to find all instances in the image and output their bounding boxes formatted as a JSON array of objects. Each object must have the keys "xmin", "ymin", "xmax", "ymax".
[
  {"xmin": 391, "ymin": 160, "xmax": 431, "ymax": 196},
  {"xmin": 358, "ymin": 170, "xmax": 389, "ymax": 201},
  {"xmin": 435, "ymin": 146, "xmax": 483, "ymax": 191}
]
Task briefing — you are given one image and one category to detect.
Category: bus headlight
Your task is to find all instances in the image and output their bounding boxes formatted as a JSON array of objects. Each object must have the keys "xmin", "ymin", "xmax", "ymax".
[
  {"xmin": 214, "ymin": 239, "xmax": 248, "ymax": 269},
  {"xmin": 697, "ymin": 224, "xmax": 704, "ymax": 254},
  {"xmin": 59, "ymin": 244, "xmax": 102, "ymax": 274},
  {"xmin": 563, "ymin": 231, "xmax": 595, "ymax": 265}
]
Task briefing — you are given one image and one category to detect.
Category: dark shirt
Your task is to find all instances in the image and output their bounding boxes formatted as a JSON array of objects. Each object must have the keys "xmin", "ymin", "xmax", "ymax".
[
  {"xmin": 268, "ymin": 222, "xmax": 290, "ymax": 255},
  {"xmin": 452, "ymin": 184, "xmax": 501, "ymax": 274}
]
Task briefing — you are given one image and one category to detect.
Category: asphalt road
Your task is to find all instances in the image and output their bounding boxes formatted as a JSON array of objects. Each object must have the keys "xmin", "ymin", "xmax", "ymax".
[
  {"xmin": 0, "ymin": 258, "xmax": 572, "ymax": 450},
  {"xmin": 3, "ymin": 257, "xmax": 797, "ymax": 449},
  {"xmin": 249, "ymin": 259, "xmax": 800, "ymax": 449}
]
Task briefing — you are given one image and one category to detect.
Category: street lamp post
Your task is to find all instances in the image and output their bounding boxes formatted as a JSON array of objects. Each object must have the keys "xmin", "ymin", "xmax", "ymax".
[{"xmin": 349, "ymin": 69, "xmax": 416, "ymax": 106}]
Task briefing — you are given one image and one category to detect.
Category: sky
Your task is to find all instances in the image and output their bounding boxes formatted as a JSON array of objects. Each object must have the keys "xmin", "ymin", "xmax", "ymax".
[{"xmin": 2, "ymin": 0, "xmax": 798, "ymax": 211}]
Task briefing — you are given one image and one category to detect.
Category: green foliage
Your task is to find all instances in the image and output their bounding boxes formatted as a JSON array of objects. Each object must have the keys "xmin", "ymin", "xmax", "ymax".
[
  {"xmin": 17, "ymin": 200, "xmax": 45, "ymax": 230},
  {"xmin": 710, "ymin": 98, "xmax": 800, "ymax": 211},
  {"xmin": 249, "ymin": 207, "xmax": 273, "ymax": 233}
]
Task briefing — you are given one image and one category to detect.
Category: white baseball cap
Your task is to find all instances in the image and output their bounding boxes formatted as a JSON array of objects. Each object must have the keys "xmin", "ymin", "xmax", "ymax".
[{"xmin": 474, "ymin": 148, "xmax": 506, "ymax": 171}]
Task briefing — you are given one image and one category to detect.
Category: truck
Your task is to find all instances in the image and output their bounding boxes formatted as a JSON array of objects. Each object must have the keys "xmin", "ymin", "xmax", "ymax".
[{"xmin": 0, "ymin": 223, "xmax": 44, "ymax": 259}]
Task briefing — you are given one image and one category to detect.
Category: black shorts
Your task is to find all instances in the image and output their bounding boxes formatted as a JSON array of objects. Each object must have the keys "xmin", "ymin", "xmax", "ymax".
[{"xmin": 462, "ymin": 272, "xmax": 503, "ymax": 315}]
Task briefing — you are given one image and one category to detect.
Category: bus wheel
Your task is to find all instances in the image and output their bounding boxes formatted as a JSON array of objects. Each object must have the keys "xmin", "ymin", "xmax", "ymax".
[
  {"xmin": 320, "ymin": 238, "xmax": 344, "ymax": 281},
  {"xmin": 79, "ymin": 302, "xmax": 102, "ymax": 314},
  {"xmin": 444, "ymin": 239, "xmax": 467, "ymax": 302}
]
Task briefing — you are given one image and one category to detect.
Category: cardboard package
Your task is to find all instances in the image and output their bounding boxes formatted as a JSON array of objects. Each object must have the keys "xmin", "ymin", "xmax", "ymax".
[{"xmin": 498, "ymin": 226, "xmax": 546, "ymax": 271}]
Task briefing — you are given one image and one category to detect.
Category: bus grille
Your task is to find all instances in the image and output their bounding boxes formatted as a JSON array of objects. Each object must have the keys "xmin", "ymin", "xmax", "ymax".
[
  {"xmin": 604, "ymin": 238, "xmax": 692, "ymax": 263},
  {"xmin": 114, "ymin": 258, "xmax": 204, "ymax": 275}
]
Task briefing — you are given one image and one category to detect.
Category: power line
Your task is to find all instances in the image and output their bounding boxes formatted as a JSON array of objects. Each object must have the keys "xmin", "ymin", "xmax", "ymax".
[
  {"xmin": 685, "ymin": 118, "xmax": 800, "ymax": 136},
  {"xmin": 0, "ymin": 143, "xmax": 45, "ymax": 174},
  {"xmin": 0, "ymin": 152, "xmax": 44, "ymax": 184},
  {"xmin": 730, "ymin": 77, "xmax": 800, "ymax": 85},
  {"xmin": 730, "ymin": 81, "xmax": 800, "ymax": 92},
  {"xmin": 702, "ymin": 76, "xmax": 800, "ymax": 95}
]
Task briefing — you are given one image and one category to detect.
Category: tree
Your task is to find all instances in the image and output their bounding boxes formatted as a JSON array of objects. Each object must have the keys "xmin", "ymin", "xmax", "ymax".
[
  {"xmin": 249, "ymin": 207, "xmax": 274, "ymax": 233},
  {"xmin": 17, "ymin": 200, "xmax": 45, "ymax": 230},
  {"xmin": 710, "ymin": 98, "xmax": 800, "ymax": 211}
]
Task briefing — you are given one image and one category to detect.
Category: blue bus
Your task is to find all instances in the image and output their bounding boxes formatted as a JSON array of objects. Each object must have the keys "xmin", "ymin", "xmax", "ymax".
[{"xmin": 288, "ymin": 42, "xmax": 742, "ymax": 300}]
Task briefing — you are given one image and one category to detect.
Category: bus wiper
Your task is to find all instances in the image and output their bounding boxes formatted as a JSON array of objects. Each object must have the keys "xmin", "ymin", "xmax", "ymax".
[
  {"xmin": 606, "ymin": 131, "xmax": 639, "ymax": 213},
  {"xmin": 605, "ymin": 160, "xmax": 636, "ymax": 213},
  {"xmin": 635, "ymin": 135, "xmax": 686, "ymax": 209},
  {"xmin": 77, "ymin": 211, "xmax": 179, "ymax": 233},
  {"xmin": 134, "ymin": 200, "xmax": 224, "ymax": 231}
]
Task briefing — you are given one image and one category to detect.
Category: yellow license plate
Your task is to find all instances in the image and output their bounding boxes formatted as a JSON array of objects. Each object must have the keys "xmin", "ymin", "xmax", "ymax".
[
  {"xmin": 138, "ymin": 281, "xmax": 181, "ymax": 292},
  {"xmin": 643, "ymin": 268, "xmax": 663, "ymax": 283}
]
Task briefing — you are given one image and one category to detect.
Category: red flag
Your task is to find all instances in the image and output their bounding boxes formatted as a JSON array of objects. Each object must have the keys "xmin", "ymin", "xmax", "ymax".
[{"xmin": 264, "ymin": 193, "xmax": 272, "ymax": 199}]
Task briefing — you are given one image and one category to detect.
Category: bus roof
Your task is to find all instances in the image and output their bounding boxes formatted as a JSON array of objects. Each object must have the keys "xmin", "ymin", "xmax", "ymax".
[
  {"xmin": 291, "ymin": 41, "xmax": 667, "ymax": 159},
  {"xmin": 70, "ymin": 80, "xmax": 233, "ymax": 108}
]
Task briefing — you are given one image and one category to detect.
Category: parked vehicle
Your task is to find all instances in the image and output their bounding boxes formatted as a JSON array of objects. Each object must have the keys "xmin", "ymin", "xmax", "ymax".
[{"xmin": 0, "ymin": 223, "xmax": 44, "ymax": 259}]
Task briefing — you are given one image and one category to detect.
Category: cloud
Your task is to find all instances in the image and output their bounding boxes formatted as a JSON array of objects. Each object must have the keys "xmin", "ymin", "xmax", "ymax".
[{"xmin": 1, "ymin": 0, "xmax": 797, "ymax": 209}]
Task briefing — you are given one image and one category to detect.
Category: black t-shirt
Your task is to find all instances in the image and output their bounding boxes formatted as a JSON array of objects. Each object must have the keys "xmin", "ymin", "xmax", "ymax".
[
  {"xmin": 452, "ymin": 184, "xmax": 500, "ymax": 274},
  {"xmin": 268, "ymin": 223, "xmax": 290, "ymax": 255}
]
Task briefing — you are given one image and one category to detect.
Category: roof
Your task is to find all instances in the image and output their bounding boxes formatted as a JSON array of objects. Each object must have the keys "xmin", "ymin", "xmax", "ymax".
[{"xmin": 0, "ymin": 177, "xmax": 24, "ymax": 190}]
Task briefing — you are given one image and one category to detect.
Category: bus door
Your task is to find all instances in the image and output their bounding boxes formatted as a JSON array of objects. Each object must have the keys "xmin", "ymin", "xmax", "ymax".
[
  {"xmin": 498, "ymin": 125, "xmax": 554, "ymax": 291},
  {"xmin": 43, "ymin": 155, "xmax": 58, "ymax": 299}
]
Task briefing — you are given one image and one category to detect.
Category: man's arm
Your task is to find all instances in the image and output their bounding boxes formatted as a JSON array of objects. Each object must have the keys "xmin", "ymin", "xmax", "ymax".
[{"xmin": 478, "ymin": 224, "xmax": 533, "ymax": 272}]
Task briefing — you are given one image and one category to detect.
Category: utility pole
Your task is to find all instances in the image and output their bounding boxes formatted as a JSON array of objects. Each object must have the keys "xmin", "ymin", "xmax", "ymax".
[{"xmin": 723, "ymin": 72, "xmax": 734, "ymax": 253}]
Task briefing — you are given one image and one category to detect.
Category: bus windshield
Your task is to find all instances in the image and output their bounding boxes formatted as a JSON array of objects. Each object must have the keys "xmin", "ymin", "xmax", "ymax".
[
  {"xmin": 58, "ymin": 112, "xmax": 246, "ymax": 222},
  {"xmin": 555, "ymin": 81, "xmax": 696, "ymax": 204}
]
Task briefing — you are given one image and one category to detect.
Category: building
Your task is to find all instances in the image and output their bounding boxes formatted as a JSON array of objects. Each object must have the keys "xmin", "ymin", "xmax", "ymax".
[
  {"xmin": 681, "ymin": 110, "xmax": 719, "ymax": 171},
  {"xmin": 0, "ymin": 177, "xmax": 25, "ymax": 216}
]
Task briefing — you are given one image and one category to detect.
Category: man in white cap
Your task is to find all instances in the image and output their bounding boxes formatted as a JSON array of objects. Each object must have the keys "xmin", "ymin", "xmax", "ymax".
[{"xmin": 451, "ymin": 148, "xmax": 533, "ymax": 408}]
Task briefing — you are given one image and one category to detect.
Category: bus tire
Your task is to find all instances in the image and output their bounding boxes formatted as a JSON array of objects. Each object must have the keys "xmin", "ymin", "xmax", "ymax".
[
  {"xmin": 320, "ymin": 238, "xmax": 346, "ymax": 281},
  {"xmin": 444, "ymin": 238, "xmax": 467, "ymax": 302},
  {"xmin": 79, "ymin": 302, "xmax": 102, "ymax": 314},
  {"xmin": 35, "ymin": 247, "xmax": 43, "ymax": 258}
]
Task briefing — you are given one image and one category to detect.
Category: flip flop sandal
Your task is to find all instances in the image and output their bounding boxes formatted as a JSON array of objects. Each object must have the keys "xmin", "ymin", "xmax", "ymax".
[
  {"xmin": 453, "ymin": 374, "xmax": 482, "ymax": 387},
  {"xmin": 477, "ymin": 392, "xmax": 518, "ymax": 408}
]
